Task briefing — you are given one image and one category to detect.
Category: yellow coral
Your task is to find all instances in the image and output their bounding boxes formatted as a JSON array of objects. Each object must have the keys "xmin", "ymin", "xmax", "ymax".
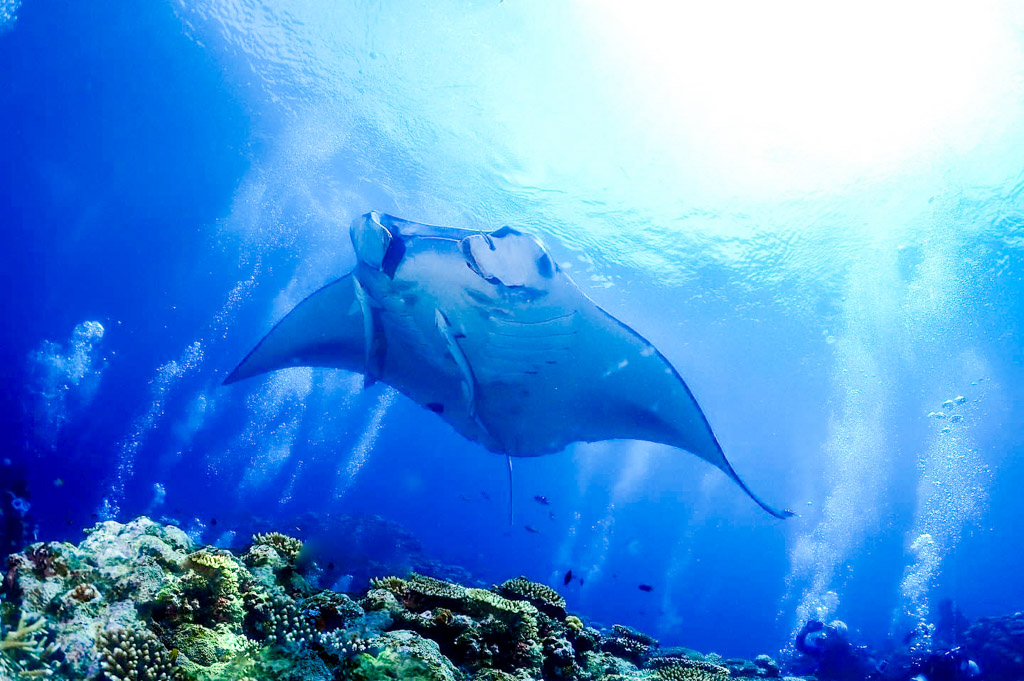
[
  {"xmin": 186, "ymin": 550, "xmax": 234, "ymax": 571},
  {"xmin": 565, "ymin": 615, "xmax": 584, "ymax": 633}
]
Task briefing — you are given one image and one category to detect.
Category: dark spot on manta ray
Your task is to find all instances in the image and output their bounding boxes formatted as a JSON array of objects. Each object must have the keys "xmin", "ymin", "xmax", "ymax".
[
  {"xmin": 380, "ymin": 231, "xmax": 406, "ymax": 278},
  {"xmin": 491, "ymin": 225, "xmax": 519, "ymax": 240},
  {"xmin": 638, "ymin": 584, "xmax": 654, "ymax": 592},
  {"xmin": 536, "ymin": 253, "xmax": 553, "ymax": 278},
  {"xmin": 427, "ymin": 402, "xmax": 444, "ymax": 413}
]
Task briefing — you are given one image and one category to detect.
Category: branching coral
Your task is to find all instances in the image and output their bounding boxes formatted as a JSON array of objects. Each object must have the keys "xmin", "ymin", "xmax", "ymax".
[
  {"xmin": 496, "ymin": 577, "xmax": 566, "ymax": 615},
  {"xmin": 0, "ymin": 612, "xmax": 59, "ymax": 678},
  {"xmin": 249, "ymin": 533, "xmax": 303, "ymax": 561},
  {"xmin": 98, "ymin": 627, "xmax": 180, "ymax": 681}
]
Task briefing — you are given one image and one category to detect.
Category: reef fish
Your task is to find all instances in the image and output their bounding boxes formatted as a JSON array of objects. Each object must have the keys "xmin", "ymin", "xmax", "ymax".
[{"xmin": 225, "ymin": 212, "xmax": 791, "ymax": 518}]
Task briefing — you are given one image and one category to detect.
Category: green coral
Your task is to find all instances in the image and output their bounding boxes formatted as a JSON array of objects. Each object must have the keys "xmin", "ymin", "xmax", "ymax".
[
  {"xmin": 350, "ymin": 631, "xmax": 462, "ymax": 681},
  {"xmin": 565, "ymin": 615, "xmax": 584, "ymax": 633},
  {"xmin": 182, "ymin": 550, "xmax": 245, "ymax": 626}
]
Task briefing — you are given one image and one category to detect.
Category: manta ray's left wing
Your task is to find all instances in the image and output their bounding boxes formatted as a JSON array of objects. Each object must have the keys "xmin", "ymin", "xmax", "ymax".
[{"xmin": 223, "ymin": 274, "xmax": 366, "ymax": 385}]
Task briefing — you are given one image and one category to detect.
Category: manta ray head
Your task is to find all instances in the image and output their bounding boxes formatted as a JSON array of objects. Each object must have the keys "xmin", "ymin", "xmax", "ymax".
[
  {"xmin": 460, "ymin": 226, "xmax": 558, "ymax": 290},
  {"xmin": 351, "ymin": 211, "xmax": 405, "ymax": 278}
]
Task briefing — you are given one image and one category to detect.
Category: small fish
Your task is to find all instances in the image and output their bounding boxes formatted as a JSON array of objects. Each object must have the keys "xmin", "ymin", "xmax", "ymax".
[
  {"xmin": 53, "ymin": 478, "xmax": 64, "ymax": 487},
  {"xmin": 481, "ymin": 491, "xmax": 492, "ymax": 501},
  {"xmin": 210, "ymin": 518, "xmax": 217, "ymax": 526},
  {"xmin": 638, "ymin": 584, "xmax": 654, "ymax": 592},
  {"xmin": 579, "ymin": 577, "xmax": 584, "ymax": 586},
  {"xmin": 327, "ymin": 562, "xmax": 335, "ymax": 571},
  {"xmin": 564, "ymin": 570, "xmax": 573, "ymax": 585},
  {"xmin": 534, "ymin": 495, "xmax": 550, "ymax": 505},
  {"xmin": 525, "ymin": 525, "xmax": 541, "ymax": 534}
]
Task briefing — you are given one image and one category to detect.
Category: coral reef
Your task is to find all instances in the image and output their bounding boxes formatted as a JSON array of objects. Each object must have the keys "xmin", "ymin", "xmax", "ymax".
[
  {"xmin": 1, "ymin": 516, "xmax": 795, "ymax": 681},
  {"xmin": 963, "ymin": 611, "xmax": 1024, "ymax": 680}
]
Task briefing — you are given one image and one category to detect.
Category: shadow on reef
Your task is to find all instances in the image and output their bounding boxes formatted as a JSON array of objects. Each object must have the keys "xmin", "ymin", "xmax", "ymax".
[{"xmin": 1, "ymin": 516, "xmax": 789, "ymax": 681}]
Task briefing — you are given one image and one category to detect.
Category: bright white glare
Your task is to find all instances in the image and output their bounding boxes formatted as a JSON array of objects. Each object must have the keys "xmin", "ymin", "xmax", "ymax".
[{"xmin": 582, "ymin": 0, "xmax": 1021, "ymax": 190}]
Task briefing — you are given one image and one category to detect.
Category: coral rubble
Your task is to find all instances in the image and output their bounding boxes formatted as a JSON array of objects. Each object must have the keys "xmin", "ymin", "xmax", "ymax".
[{"xmin": 0, "ymin": 516, "xmax": 789, "ymax": 681}]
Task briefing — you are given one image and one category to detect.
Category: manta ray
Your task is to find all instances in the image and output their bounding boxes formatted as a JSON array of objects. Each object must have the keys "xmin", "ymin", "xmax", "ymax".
[{"xmin": 225, "ymin": 212, "xmax": 792, "ymax": 519}]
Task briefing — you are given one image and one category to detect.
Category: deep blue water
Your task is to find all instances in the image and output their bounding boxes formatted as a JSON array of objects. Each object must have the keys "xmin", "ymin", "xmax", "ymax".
[{"xmin": 3, "ymin": 0, "xmax": 1024, "ymax": 659}]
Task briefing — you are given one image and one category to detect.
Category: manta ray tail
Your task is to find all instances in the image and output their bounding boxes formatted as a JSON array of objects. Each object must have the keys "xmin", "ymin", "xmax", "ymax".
[
  {"xmin": 506, "ymin": 454, "xmax": 515, "ymax": 527},
  {"xmin": 725, "ymin": 464, "xmax": 795, "ymax": 519}
]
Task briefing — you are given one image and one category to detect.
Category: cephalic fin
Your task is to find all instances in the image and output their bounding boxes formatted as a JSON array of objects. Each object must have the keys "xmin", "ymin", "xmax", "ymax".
[
  {"xmin": 434, "ymin": 308, "xmax": 478, "ymax": 419},
  {"xmin": 354, "ymin": 278, "xmax": 385, "ymax": 387}
]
